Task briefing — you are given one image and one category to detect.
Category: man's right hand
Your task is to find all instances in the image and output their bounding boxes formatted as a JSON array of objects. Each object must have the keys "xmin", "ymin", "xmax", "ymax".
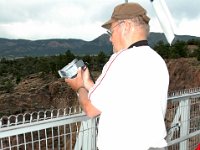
[{"xmin": 82, "ymin": 67, "xmax": 94, "ymax": 91}]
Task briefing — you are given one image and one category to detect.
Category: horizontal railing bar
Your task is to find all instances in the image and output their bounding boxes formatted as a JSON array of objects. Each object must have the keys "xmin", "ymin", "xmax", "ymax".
[
  {"xmin": 0, "ymin": 112, "xmax": 90, "ymax": 138},
  {"xmin": 167, "ymin": 130, "xmax": 200, "ymax": 146},
  {"xmin": 168, "ymin": 92, "xmax": 200, "ymax": 101}
]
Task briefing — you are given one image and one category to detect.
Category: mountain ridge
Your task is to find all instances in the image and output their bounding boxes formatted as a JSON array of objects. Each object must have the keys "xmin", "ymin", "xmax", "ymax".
[{"xmin": 0, "ymin": 32, "xmax": 199, "ymax": 58}]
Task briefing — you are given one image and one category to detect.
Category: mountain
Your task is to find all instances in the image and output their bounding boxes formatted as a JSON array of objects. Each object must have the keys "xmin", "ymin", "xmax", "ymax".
[{"xmin": 0, "ymin": 32, "xmax": 199, "ymax": 58}]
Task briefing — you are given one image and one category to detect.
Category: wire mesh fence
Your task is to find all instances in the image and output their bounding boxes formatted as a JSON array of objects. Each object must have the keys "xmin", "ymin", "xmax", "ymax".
[
  {"xmin": 0, "ymin": 88, "xmax": 199, "ymax": 150},
  {"xmin": 166, "ymin": 88, "xmax": 200, "ymax": 150},
  {"xmin": 0, "ymin": 106, "xmax": 98, "ymax": 150}
]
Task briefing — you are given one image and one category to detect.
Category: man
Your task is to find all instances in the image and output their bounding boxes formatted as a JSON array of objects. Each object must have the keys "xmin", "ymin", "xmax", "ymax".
[{"xmin": 65, "ymin": 2, "xmax": 169, "ymax": 150}]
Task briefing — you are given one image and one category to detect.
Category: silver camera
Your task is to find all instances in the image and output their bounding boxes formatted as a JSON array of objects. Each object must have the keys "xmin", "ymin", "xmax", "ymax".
[{"xmin": 58, "ymin": 59, "xmax": 85, "ymax": 78}]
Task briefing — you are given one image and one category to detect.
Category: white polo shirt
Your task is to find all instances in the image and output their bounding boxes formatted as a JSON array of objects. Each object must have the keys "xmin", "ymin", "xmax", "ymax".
[{"xmin": 89, "ymin": 45, "xmax": 169, "ymax": 149}]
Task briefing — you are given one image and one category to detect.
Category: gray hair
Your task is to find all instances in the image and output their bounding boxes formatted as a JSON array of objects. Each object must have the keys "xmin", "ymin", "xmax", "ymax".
[{"xmin": 130, "ymin": 16, "xmax": 150, "ymax": 35}]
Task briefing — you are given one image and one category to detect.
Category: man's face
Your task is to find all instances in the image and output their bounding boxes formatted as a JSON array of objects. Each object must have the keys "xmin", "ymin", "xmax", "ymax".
[
  {"xmin": 108, "ymin": 21, "xmax": 125, "ymax": 53},
  {"xmin": 108, "ymin": 20, "xmax": 126, "ymax": 53}
]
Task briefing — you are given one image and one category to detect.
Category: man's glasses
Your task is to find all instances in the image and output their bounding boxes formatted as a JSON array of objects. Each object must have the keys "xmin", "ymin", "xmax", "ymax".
[{"xmin": 107, "ymin": 21, "xmax": 125, "ymax": 36}]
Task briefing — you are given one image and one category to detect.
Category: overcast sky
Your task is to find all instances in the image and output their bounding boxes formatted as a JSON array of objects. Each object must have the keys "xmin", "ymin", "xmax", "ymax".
[{"xmin": 0, "ymin": 0, "xmax": 199, "ymax": 41}]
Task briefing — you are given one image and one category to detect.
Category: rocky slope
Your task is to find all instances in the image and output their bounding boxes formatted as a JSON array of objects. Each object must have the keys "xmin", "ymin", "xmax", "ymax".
[
  {"xmin": 0, "ymin": 73, "xmax": 78, "ymax": 116},
  {"xmin": 167, "ymin": 58, "xmax": 200, "ymax": 92},
  {"xmin": 0, "ymin": 58, "xmax": 200, "ymax": 116}
]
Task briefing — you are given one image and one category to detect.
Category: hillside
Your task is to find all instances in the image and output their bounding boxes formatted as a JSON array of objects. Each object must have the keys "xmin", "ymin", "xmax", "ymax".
[
  {"xmin": 167, "ymin": 58, "xmax": 200, "ymax": 92},
  {"xmin": 0, "ymin": 33, "xmax": 199, "ymax": 58},
  {"xmin": 0, "ymin": 57, "xmax": 200, "ymax": 116}
]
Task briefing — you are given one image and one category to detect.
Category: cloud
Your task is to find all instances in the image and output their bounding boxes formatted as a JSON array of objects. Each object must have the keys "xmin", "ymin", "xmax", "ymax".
[
  {"xmin": 0, "ymin": 0, "xmax": 50, "ymax": 23},
  {"xmin": 0, "ymin": 0, "xmax": 200, "ymax": 40},
  {"xmin": 176, "ymin": 17, "xmax": 200, "ymax": 37},
  {"xmin": 167, "ymin": 0, "xmax": 200, "ymax": 19},
  {"xmin": 0, "ymin": 0, "xmax": 122, "ymax": 40}
]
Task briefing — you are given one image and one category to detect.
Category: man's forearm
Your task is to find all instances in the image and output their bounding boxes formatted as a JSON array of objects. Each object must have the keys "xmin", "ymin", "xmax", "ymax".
[{"xmin": 77, "ymin": 87, "xmax": 101, "ymax": 118}]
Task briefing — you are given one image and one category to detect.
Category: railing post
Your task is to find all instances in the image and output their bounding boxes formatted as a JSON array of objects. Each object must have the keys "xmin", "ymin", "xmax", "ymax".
[
  {"xmin": 74, "ymin": 118, "xmax": 98, "ymax": 150},
  {"xmin": 179, "ymin": 98, "xmax": 190, "ymax": 150}
]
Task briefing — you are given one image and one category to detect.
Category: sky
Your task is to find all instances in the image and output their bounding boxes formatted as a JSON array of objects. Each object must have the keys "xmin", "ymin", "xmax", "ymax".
[{"xmin": 0, "ymin": 0, "xmax": 199, "ymax": 41}]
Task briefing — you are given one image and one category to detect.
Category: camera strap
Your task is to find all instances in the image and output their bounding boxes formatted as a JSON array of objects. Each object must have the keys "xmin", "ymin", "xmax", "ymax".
[{"xmin": 128, "ymin": 40, "xmax": 148, "ymax": 49}]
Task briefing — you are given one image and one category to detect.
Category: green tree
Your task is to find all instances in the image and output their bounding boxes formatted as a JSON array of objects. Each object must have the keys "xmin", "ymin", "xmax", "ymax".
[
  {"xmin": 153, "ymin": 41, "xmax": 170, "ymax": 59},
  {"xmin": 196, "ymin": 48, "xmax": 200, "ymax": 61},
  {"xmin": 187, "ymin": 39, "xmax": 200, "ymax": 45},
  {"xmin": 170, "ymin": 40, "xmax": 188, "ymax": 58},
  {"xmin": 82, "ymin": 55, "xmax": 93, "ymax": 69},
  {"xmin": 16, "ymin": 74, "xmax": 21, "ymax": 84},
  {"xmin": 64, "ymin": 50, "xmax": 75, "ymax": 63},
  {"xmin": 49, "ymin": 61, "xmax": 57, "ymax": 74},
  {"xmin": 97, "ymin": 51, "xmax": 107, "ymax": 69}
]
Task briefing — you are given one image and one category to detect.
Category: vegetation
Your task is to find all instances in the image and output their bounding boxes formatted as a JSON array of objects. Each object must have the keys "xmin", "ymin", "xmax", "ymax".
[
  {"xmin": 153, "ymin": 39, "xmax": 200, "ymax": 59},
  {"xmin": 0, "ymin": 50, "xmax": 109, "ymax": 93},
  {"xmin": 0, "ymin": 39, "xmax": 200, "ymax": 93}
]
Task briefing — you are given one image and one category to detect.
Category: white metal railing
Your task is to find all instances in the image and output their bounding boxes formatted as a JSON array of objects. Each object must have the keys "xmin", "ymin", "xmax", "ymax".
[
  {"xmin": 166, "ymin": 88, "xmax": 200, "ymax": 150},
  {"xmin": 0, "ymin": 106, "xmax": 98, "ymax": 150},
  {"xmin": 0, "ymin": 88, "xmax": 199, "ymax": 150}
]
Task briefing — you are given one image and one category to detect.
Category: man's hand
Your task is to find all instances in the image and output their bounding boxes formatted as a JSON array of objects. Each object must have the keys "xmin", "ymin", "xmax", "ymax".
[
  {"xmin": 65, "ymin": 68, "xmax": 84, "ymax": 92},
  {"xmin": 82, "ymin": 67, "xmax": 94, "ymax": 91}
]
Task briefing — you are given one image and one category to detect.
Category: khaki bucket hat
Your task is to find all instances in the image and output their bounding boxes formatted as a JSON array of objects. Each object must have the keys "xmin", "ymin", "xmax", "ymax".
[{"xmin": 102, "ymin": 2, "xmax": 150, "ymax": 29}]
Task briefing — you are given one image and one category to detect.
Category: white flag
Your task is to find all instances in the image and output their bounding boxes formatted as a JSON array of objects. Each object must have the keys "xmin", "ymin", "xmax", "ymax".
[{"xmin": 151, "ymin": 0, "xmax": 175, "ymax": 45}]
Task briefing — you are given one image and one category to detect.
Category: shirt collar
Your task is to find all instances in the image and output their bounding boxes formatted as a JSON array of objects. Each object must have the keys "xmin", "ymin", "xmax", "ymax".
[{"xmin": 128, "ymin": 40, "xmax": 148, "ymax": 49}]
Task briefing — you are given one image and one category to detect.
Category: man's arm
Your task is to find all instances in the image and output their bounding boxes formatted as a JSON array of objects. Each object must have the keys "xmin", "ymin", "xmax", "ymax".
[
  {"xmin": 65, "ymin": 68, "xmax": 101, "ymax": 118},
  {"xmin": 77, "ymin": 87, "xmax": 101, "ymax": 118}
]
